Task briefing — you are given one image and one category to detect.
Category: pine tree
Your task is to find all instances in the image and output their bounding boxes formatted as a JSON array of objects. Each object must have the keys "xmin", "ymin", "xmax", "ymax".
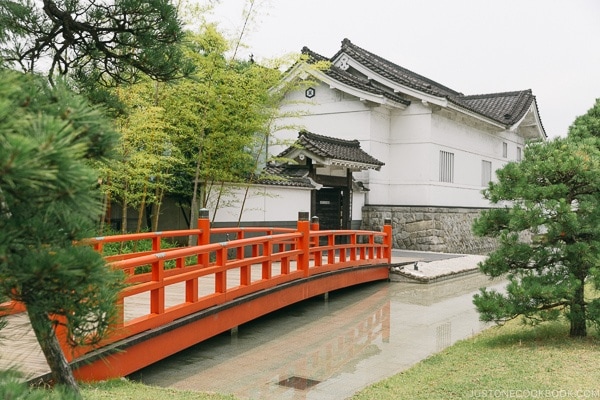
[
  {"xmin": 0, "ymin": 70, "xmax": 124, "ymax": 397},
  {"xmin": 0, "ymin": 0, "xmax": 193, "ymax": 86},
  {"xmin": 473, "ymin": 130, "xmax": 600, "ymax": 337}
]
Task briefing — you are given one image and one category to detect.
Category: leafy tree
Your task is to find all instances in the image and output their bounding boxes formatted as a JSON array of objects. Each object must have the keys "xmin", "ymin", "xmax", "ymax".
[
  {"xmin": 99, "ymin": 26, "xmax": 285, "ymax": 232},
  {"xmin": 0, "ymin": 0, "xmax": 192, "ymax": 86},
  {"xmin": 164, "ymin": 28, "xmax": 325, "ymax": 228},
  {"xmin": 98, "ymin": 19, "xmax": 326, "ymax": 232},
  {"xmin": 569, "ymin": 98, "xmax": 600, "ymax": 140},
  {"xmin": 100, "ymin": 81, "xmax": 180, "ymax": 233},
  {"xmin": 0, "ymin": 70, "xmax": 124, "ymax": 397},
  {"xmin": 168, "ymin": 27, "xmax": 268, "ymax": 229},
  {"xmin": 473, "ymin": 123, "xmax": 600, "ymax": 337}
]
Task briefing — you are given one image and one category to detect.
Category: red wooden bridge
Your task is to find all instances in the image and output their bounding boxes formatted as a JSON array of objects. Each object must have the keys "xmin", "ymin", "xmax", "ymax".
[{"xmin": 1, "ymin": 211, "xmax": 392, "ymax": 382}]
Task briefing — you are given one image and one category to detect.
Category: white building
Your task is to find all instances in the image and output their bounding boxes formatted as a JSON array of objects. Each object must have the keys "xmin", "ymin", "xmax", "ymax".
[{"xmin": 212, "ymin": 39, "xmax": 546, "ymax": 253}]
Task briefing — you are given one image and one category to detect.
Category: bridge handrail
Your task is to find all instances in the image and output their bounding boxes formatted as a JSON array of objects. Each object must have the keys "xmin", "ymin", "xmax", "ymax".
[
  {"xmin": 80, "ymin": 226, "xmax": 296, "ymax": 255},
  {"xmin": 110, "ymin": 231, "xmax": 302, "ymax": 271},
  {"xmin": 5, "ymin": 212, "xmax": 393, "ymax": 363}
]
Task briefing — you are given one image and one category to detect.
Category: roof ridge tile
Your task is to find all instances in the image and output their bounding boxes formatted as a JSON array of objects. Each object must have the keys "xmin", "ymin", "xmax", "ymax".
[{"xmin": 340, "ymin": 38, "xmax": 461, "ymax": 97}]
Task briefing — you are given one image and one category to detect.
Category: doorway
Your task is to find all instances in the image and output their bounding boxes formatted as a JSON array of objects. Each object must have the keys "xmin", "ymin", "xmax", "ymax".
[{"xmin": 315, "ymin": 187, "xmax": 343, "ymax": 231}]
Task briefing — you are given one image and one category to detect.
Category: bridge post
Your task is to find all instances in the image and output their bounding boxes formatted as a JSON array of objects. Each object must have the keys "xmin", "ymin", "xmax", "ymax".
[
  {"xmin": 310, "ymin": 216, "xmax": 320, "ymax": 232},
  {"xmin": 297, "ymin": 212, "xmax": 310, "ymax": 277},
  {"xmin": 311, "ymin": 216, "xmax": 321, "ymax": 266},
  {"xmin": 197, "ymin": 208, "xmax": 210, "ymax": 268},
  {"xmin": 383, "ymin": 218, "xmax": 392, "ymax": 264}
]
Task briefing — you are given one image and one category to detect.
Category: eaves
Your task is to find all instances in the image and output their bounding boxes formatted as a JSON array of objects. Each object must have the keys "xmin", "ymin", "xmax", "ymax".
[
  {"xmin": 308, "ymin": 67, "xmax": 409, "ymax": 110},
  {"xmin": 332, "ymin": 53, "xmax": 448, "ymax": 108}
]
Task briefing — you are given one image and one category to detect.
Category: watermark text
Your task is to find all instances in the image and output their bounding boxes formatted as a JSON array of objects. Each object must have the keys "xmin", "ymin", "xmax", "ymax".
[{"xmin": 470, "ymin": 389, "xmax": 600, "ymax": 398}]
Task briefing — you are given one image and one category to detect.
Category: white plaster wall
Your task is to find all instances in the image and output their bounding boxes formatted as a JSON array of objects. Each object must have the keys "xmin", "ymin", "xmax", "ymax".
[
  {"xmin": 209, "ymin": 185, "xmax": 311, "ymax": 223},
  {"xmin": 276, "ymin": 83, "xmax": 387, "ymax": 209},
  {"xmin": 366, "ymin": 103, "xmax": 435, "ymax": 205},
  {"xmin": 367, "ymin": 105, "xmax": 526, "ymax": 207},
  {"xmin": 274, "ymin": 82, "xmax": 374, "ymax": 156},
  {"xmin": 352, "ymin": 190, "xmax": 366, "ymax": 221},
  {"xmin": 426, "ymin": 113, "xmax": 523, "ymax": 206},
  {"xmin": 274, "ymin": 83, "xmax": 529, "ymax": 209},
  {"xmin": 353, "ymin": 106, "xmax": 392, "ymax": 204}
]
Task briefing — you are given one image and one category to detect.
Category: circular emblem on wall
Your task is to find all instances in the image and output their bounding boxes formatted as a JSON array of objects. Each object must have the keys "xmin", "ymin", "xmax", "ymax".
[
  {"xmin": 305, "ymin": 87, "xmax": 316, "ymax": 98},
  {"xmin": 338, "ymin": 55, "xmax": 349, "ymax": 70}
]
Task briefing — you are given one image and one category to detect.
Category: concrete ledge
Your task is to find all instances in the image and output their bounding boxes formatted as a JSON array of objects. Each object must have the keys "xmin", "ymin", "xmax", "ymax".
[
  {"xmin": 390, "ymin": 267, "xmax": 481, "ymax": 283},
  {"xmin": 389, "ymin": 254, "xmax": 486, "ymax": 284}
]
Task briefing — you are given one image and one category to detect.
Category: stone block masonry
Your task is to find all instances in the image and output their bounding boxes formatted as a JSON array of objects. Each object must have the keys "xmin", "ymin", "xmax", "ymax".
[{"xmin": 362, "ymin": 205, "xmax": 498, "ymax": 254}]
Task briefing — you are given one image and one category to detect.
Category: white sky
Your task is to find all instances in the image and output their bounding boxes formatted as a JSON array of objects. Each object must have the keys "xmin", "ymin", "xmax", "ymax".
[{"xmin": 206, "ymin": 0, "xmax": 600, "ymax": 138}]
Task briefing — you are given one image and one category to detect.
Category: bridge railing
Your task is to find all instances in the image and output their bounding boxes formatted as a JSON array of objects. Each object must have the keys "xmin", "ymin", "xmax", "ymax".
[
  {"xmin": 3, "ymin": 211, "xmax": 392, "ymax": 362},
  {"xmin": 81, "ymin": 214, "xmax": 296, "ymax": 265}
]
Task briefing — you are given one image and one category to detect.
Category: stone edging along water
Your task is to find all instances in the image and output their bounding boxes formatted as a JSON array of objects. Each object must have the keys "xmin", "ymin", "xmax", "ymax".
[{"xmin": 389, "ymin": 254, "xmax": 487, "ymax": 284}]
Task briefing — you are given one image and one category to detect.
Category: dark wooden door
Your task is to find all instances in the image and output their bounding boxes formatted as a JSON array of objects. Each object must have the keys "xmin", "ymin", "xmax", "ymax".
[{"xmin": 315, "ymin": 188, "xmax": 343, "ymax": 230}]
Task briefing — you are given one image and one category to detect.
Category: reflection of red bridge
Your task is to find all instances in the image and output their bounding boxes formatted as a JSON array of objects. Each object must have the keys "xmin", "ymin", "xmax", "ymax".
[{"xmin": 0, "ymin": 211, "xmax": 392, "ymax": 382}]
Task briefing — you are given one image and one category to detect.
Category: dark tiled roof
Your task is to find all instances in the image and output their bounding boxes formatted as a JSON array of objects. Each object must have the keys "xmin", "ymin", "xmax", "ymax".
[
  {"xmin": 304, "ymin": 38, "xmax": 543, "ymax": 132},
  {"xmin": 301, "ymin": 47, "xmax": 411, "ymax": 107},
  {"xmin": 258, "ymin": 131, "xmax": 384, "ymax": 187},
  {"xmin": 334, "ymin": 38, "xmax": 461, "ymax": 98},
  {"xmin": 279, "ymin": 130, "xmax": 385, "ymax": 169},
  {"xmin": 257, "ymin": 164, "xmax": 313, "ymax": 188},
  {"xmin": 450, "ymin": 90, "xmax": 534, "ymax": 125}
]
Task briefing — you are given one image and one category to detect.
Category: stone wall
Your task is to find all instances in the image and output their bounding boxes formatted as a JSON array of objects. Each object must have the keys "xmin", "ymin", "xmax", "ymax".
[{"xmin": 361, "ymin": 205, "xmax": 498, "ymax": 255}]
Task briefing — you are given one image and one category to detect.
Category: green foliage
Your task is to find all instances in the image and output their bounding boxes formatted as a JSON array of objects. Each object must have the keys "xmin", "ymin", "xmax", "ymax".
[
  {"xmin": 100, "ymin": 228, "xmax": 183, "ymax": 273},
  {"xmin": 100, "ymin": 25, "xmax": 284, "ymax": 229},
  {"xmin": 568, "ymin": 98, "xmax": 600, "ymax": 140},
  {"xmin": 99, "ymin": 80, "xmax": 182, "ymax": 232},
  {"xmin": 0, "ymin": 369, "xmax": 79, "ymax": 399},
  {"xmin": 0, "ymin": 0, "xmax": 193, "ymax": 86},
  {"xmin": 99, "ymin": 231, "xmax": 179, "ymax": 258},
  {"xmin": 473, "ymin": 133, "xmax": 600, "ymax": 337},
  {"xmin": 167, "ymin": 27, "xmax": 281, "ymax": 206},
  {"xmin": 0, "ymin": 69, "xmax": 124, "ymax": 392}
]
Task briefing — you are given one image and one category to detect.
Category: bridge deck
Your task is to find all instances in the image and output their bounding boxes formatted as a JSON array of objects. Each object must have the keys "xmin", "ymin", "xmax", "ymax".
[
  {"xmin": 0, "ymin": 257, "xmax": 396, "ymax": 381},
  {"xmin": 0, "ymin": 312, "xmax": 47, "ymax": 378},
  {"xmin": 0, "ymin": 262, "xmax": 281, "ymax": 379}
]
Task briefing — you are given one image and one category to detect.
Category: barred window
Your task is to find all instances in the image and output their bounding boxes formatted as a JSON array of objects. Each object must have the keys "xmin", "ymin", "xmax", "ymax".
[
  {"xmin": 481, "ymin": 160, "xmax": 492, "ymax": 186},
  {"xmin": 502, "ymin": 142, "xmax": 508, "ymax": 158},
  {"xmin": 517, "ymin": 146, "xmax": 522, "ymax": 161},
  {"xmin": 439, "ymin": 151, "xmax": 454, "ymax": 183}
]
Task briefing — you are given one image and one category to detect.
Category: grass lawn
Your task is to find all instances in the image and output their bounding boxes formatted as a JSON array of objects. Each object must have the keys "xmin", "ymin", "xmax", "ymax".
[
  {"xmin": 80, "ymin": 378, "xmax": 235, "ymax": 399},
  {"xmin": 351, "ymin": 320, "xmax": 600, "ymax": 400},
  {"xmin": 78, "ymin": 320, "xmax": 600, "ymax": 400}
]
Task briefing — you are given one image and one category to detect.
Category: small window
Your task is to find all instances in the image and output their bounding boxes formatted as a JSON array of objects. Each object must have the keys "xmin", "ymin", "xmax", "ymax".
[
  {"xmin": 481, "ymin": 160, "xmax": 492, "ymax": 186},
  {"xmin": 502, "ymin": 142, "xmax": 508, "ymax": 158},
  {"xmin": 516, "ymin": 146, "xmax": 522, "ymax": 161},
  {"xmin": 439, "ymin": 151, "xmax": 454, "ymax": 183}
]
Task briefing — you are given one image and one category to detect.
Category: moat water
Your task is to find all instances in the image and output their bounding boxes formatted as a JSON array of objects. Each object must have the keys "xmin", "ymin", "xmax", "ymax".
[{"xmin": 130, "ymin": 272, "xmax": 505, "ymax": 399}]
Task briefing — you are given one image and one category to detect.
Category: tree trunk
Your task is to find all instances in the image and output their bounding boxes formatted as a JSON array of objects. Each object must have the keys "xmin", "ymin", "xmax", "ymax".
[
  {"xmin": 569, "ymin": 280, "xmax": 587, "ymax": 337},
  {"xmin": 151, "ymin": 184, "xmax": 164, "ymax": 232},
  {"xmin": 121, "ymin": 183, "xmax": 129, "ymax": 234},
  {"xmin": 189, "ymin": 141, "xmax": 203, "ymax": 246},
  {"xmin": 27, "ymin": 308, "xmax": 81, "ymax": 398},
  {"xmin": 211, "ymin": 182, "xmax": 223, "ymax": 225},
  {"xmin": 136, "ymin": 182, "xmax": 148, "ymax": 234}
]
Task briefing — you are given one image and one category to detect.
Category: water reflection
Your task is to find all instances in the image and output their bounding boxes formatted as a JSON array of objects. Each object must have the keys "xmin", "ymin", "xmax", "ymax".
[{"xmin": 130, "ymin": 273, "xmax": 505, "ymax": 400}]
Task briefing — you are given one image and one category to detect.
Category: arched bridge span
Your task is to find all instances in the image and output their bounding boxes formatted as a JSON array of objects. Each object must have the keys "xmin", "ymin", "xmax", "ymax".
[{"xmin": 3, "ymin": 211, "xmax": 392, "ymax": 382}]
